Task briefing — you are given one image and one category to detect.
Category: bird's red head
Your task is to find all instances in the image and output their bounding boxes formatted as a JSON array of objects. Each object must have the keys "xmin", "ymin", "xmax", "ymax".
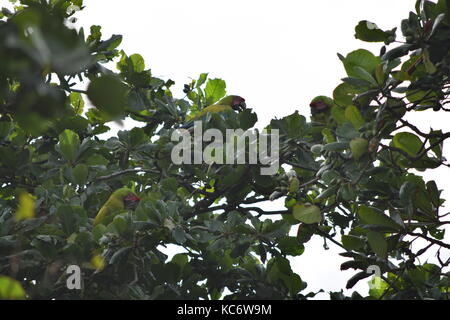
[
  {"xmin": 310, "ymin": 100, "xmax": 329, "ymax": 113},
  {"xmin": 232, "ymin": 95, "xmax": 246, "ymax": 111},
  {"xmin": 124, "ymin": 192, "xmax": 140, "ymax": 210}
]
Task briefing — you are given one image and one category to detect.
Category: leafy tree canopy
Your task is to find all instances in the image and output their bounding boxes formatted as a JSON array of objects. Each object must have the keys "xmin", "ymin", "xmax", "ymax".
[{"xmin": 0, "ymin": 0, "xmax": 449, "ymax": 300}]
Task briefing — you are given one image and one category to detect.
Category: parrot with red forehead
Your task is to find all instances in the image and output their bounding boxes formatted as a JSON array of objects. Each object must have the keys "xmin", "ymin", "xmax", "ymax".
[
  {"xmin": 93, "ymin": 188, "xmax": 140, "ymax": 226},
  {"xmin": 180, "ymin": 95, "xmax": 246, "ymax": 130},
  {"xmin": 309, "ymin": 96, "xmax": 334, "ymax": 124}
]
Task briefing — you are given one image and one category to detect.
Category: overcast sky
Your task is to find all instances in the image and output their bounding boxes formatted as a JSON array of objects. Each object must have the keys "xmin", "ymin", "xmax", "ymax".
[{"xmin": 70, "ymin": 0, "xmax": 450, "ymax": 299}]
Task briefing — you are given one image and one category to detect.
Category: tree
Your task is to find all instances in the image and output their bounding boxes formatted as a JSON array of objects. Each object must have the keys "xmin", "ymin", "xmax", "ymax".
[{"xmin": 0, "ymin": 0, "xmax": 449, "ymax": 300}]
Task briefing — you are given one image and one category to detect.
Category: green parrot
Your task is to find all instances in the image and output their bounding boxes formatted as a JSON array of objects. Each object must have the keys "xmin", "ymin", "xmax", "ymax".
[
  {"xmin": 309, "ymin": 96, "xmax": 334, "ymax": 124},
  {"xmin": 93, "ymin": 188, "xmax": 140, "ymax": 226},
  {"xmin": 180, "ymin": 95, "xmax": 246, "ymax": 130}
]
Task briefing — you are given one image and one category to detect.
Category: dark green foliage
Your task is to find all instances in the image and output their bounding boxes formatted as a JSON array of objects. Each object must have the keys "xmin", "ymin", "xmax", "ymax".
[{"xmin": 0, "ymin": 0, "xmax": 449, "ymax": 300}]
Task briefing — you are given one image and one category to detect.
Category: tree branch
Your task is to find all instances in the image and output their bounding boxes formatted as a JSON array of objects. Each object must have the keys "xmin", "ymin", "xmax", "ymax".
[
  {"xmin": 92, "ymin": 168, "xmax": 161, "ymax": 183},
  {"xmin": 409, "ymin": 233, "xmax": 450, "ymax": 250}
]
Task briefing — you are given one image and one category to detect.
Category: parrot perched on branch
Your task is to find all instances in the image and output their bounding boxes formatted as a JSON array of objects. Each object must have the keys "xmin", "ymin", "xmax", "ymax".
[
  {"xmin": 93, "ymin": 188, "xmax": 140, "ymax": 226},
  {"xmin": 309, "ymin": 96, "xmax": 334, "ymax": 124},
  {"xmin": 180, "ymin": 95, "xmax": 246, "ymax": 130}
]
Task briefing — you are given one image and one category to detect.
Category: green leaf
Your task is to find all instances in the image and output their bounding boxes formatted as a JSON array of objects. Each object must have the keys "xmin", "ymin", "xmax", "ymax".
[
  {"xmin": 336, "ymin": 123, "xmax": 360, "ymax": 140},
  {"xmin": 87, "ymin": 75, "xmax": 128, "ymax": 118},
  {"xmin": 339, "ymin": 183, "xmax": 357, "ymax": 201},
  {"xmin": 429, "ymin": 130, "xmax": 443, "ymax": 158},
  {"xmin": 352, "ymin": 66, "xmax": 378, "ymax": 87},
  {"xmin": 278, "ymin": 237, "xmax": 305, "ymax": 256},
  {"xmin": 196, "ymin": 73, "xmax": 208, "ymax": 88},
  {"xmin": 322, "ymin": 128, "xmax": 336, "ymax": 143},
  {"xmin": 238, "ymin": 109, "xmax": 258, "ymax": 130},
  {"xmin": 73, "ymin": 163, "xmax": 88, "ymax": 185},
  {"xmin": 345, "ymin": 105, "xmax": 365, "ymax": 129},
  {"xmin": 296, "ymin": 223, "xmax": 315, "ymax": 244},
  {"xmin": 399, "ymin": 181, "xmax": 417, "ymax": 207},
  {"xmin": 0, "ymin": 276, "xmax": 26, "ymax": 300},
  {"xmin": 382, "ymin": 44, "xmax": 414, "ymax": 61},
  {"xmin": 375, "ymin": 64, "xmax": 386, "ymax": 85},
  {"xmin": 406, "ymin": 90, "xmax": 438, "ymax": 105},
  {"xmin": 346, "ymin": 271, "xmax": 371, "ymax": 289},
  {"xmin": 109, "ymin": 246, "xmax": 132, "ymax": 265},
  {"xmin": 392, "ymin": 132, "xmax": 423, "ymax": 156},
  {"xmin": 0, "ymin": 118, "xmax": 13, "ymax": 140},
  {"xmin": 69, "ymin": 92, "xmax": 84, "ymax": 115},
  {"xmin": 87, "ymin": 25, "xmax": 102, "ymax": 43},
  {"xmin": 331, "ymin": 106, "xmax": 347, "ymax": 124},
  {"xmin": 342, "ymin": 77, "xmax": 372, "ymax": 89},
  {"xmin": 368, "ymin": 277, "xmax": 389, "ymax": 298},
  {"xmin": 293, "ymin": 204, "xmax": 322, "ymax": 224},
  {"xmin": 343, "ymin": 49, "xmax": 381, "ymax": 78},
  {"xmin": 430, "ymin": 12, "xmax": 446, "ymax": 37},
  {"xmin": 342, "ymin": 235, "xmax": 365, "ymax": 251},
  {"xmin": 333, "ymin": 83, "xmax": 358, "ymax": 106},
  {"xmin": 172, "ymin": 226, "xmax": 187, "ymax": 244},
  {"xmin": 267, "ymin": 257, "xmax": 302, "ymax": 294},
  {"xmin": 231, "ymin": 240, "xmax": 252, "ymax": 258},
  {"xmin": 205, "ymin": 78, "xmax": 226, "ymax": 105},
  {"xmin": 171, "ymin": 253, "xmax": 189, "ymax": 269},
  {"xmin": 117, "ymin": 52, "xmax": 145, "ymax": 74},
  {"xmin": 57, "ymin": 205, "xmax": 87, "ymax": 235},
  {"xmin": 285, "ymin": 111, "xmax": 306, "ymax": 138},
  {"xmin": 322, "ymin": 142, "xmax": 349, "ymax": 152},
  {"xmin": 112, "ymin": 215, "xmax": 129, "ymax": 235},
  {"xmin": 97, "ymin": 34, "xmax": 123, "ymax": 52},
  {"xmin": 355, "ymin": 20, "xmax": 392, "ymax": 42},
  {"xmin": 357, "ymin": 206, "xmax": 402, "ymax": 231},
  {"xmin": 129, "ymin": 54, "xmax": 145, "ymax": 73},
  {"xmin": 367, "ymin": 231, "xmax": 388, "ymax": 258},
  {"xmin": 413, "ymin": 189, "xmax": 435, "ymax": 217},
  {"xmin": 58, "ymin": 129, "xmax": 80, "ymax": 162},
  {"xmin": 220, "ymin": 165, "xmax": 247, "ymax": 189},
  {"xmin": 161, "ymin": 178, "xmax": 179, "ymax": 193},
  {"xmin": 129, "ymin": 127, "xmax": 148, "ymax": 147},
  {"xmin": 320, "ymin": 171, "xmax": 341, "ymax": 185},
  {"xmin": 426, "ymin": 180, "xmax": 440, "ymax": 207}
]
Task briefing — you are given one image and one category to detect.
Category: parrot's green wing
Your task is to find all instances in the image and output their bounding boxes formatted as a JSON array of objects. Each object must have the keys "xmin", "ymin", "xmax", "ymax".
[
  {"xmin": 216, "ymin": 96, "xmax": 234, "ymax": 106},
  {"xmin": 93, "ymin": 188, "xmax": 134, "ymax": 226},
  {"xmin": 180, "ymin": 95, "xmax": 245, "ymax": 129},
  {"xmin": 199, "ymin": 104, "xmax": 234, "ymax": 116},
  {"xmin": 180, "ymin": 105, "xmax": 234, "ymax": 129}
]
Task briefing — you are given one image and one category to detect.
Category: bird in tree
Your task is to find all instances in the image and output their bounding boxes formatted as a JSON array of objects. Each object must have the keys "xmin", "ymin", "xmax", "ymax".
[
  {"xmin": 309, "ymin": 95, "xmax": 334, "ymax": 124},
  {"xmin": 180, "ymin": 95, "xmax": 246, "ymax": 130},
  {"xmin": 93, "ymin": 188, "xmax": 140, "ymax": 226}
]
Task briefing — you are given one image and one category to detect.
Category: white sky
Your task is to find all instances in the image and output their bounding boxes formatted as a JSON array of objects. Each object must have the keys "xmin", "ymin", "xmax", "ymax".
[
  {"xmin": 79, "ymin": 0, "xmax": 411, "ymax": 126},
  {"xmin": 3, "ymin": 0, "xmax": 446, "ymax": 299}
]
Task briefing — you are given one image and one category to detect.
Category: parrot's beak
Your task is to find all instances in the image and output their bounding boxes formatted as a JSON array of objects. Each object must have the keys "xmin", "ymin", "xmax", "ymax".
[
  {"xmin": 233, "ymin": 101, "xmax": 246, "ymax": 112},
  {"xmin": 124, "ymin": 193, "xmax": 140, "ymax": 210}
]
